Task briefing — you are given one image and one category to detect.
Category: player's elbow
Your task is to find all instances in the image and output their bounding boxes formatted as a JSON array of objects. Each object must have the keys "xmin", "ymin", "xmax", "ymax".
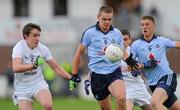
[{"xmin": 12, "ymin": 69, "xmax": 19, "ymax": 73}]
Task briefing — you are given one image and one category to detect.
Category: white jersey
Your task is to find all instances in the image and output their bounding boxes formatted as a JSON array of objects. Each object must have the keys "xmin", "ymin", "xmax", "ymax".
[
  {"xmin": 121, "ymin": 46, "xmax": 144, "ymax": 83},
  {"xmin": 121, "ymin": 46, "xmax": 151, "ymax": 106},
  {"xmin": 12, "ymin": 40, "xmax": 53, "ymax": 90}
]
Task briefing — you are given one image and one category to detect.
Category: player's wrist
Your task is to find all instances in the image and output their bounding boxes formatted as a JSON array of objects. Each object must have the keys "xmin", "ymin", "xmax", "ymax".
[
  {"xmin": 143, "ymin": 62, "xmax": 149, "ymax": 68},
  {"xmin": 70, "ymin": 74, "xmax": 77, "ymax": 80},
  {"xmin": 142, "ymin": 63, "xmax": 145, "ymax": 68},
  {"xmin": 29, "ymin": 64, "xmax": 34, "ymax": 70},
  {"xmin": 70, "ymin": 74, "xmax": 81, "ymax": 82},
  {"xmin": 69, "ymin": 73, "xmax": 81, "ymax": 91},
  {"xmin": 70, "ymin": 73, "xmax": 78, "ymax": 78},
  {"xmin": 32, "ymin": 63, "xmax": 38, "ymax": 69}
]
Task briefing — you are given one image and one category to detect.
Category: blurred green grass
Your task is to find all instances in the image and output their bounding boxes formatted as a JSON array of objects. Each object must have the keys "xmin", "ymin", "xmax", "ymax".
[{"xmin": 0, "ymin": 97, "xmax": 142, "ymax": 110}]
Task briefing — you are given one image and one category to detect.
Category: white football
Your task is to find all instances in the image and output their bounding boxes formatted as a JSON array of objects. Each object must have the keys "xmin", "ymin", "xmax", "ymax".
[{"xmin": 105, "ymin": 43, "xmax": 124, "ymax": 62}]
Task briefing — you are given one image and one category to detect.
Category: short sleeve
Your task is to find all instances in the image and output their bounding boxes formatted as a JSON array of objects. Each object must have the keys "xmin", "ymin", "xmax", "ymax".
[
  {"xmin": 12, "ymin": 44, "xmax": 23, "ymax": 59},
  {"xmin": 80, "ymin": 30, "xmax": 91, "ymax": 47},
  {"xmin": 41, "ymin": 45, "xmax": 53, "ymax": 61},
  {"xmin": 131, "ymin": 41, "xmax": 138, "ymax": 59},
  {"xmin": 161, "ymin": 37, "xmax": 176, "ymax": 48},
  {"xmin": 119, "ymin": 31, "xmax": 124, "ymax": 49}
]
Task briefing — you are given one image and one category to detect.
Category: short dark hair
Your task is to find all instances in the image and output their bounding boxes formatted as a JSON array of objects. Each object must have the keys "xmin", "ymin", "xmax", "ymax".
[
  {"xmin": 141, "ymin": 15, "xmax": 155, "ymax": 24},
  {"xmin": 98, "ymin": 5, "xmax": 113, "ymax": 15},
  {"xmin": 22, "ymin": 23, "xmax": 41, "ymax": 39},
  {"xmin": 121, "ymin": 29, "xmax": 130, "ymax": 38}
]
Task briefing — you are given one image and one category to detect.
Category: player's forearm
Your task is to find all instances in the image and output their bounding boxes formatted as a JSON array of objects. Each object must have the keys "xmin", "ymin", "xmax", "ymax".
[
  {"xmin": 72, "ymin": 53, "xmax": 81, "ymax": 75},
  {"xmin": 12, "ymin": 64, "xmax": 33, "ymax": 73},
  {"xmin": 46, "ymin": 58, "xmax": 71, "ymax": 79},
  {"xmin": 54, "ymin": 66, "xmax": 71, "ymax": 80},
  {"xmin": 122, "ymin": 50, "xmax": 129, "ymax": 61}
]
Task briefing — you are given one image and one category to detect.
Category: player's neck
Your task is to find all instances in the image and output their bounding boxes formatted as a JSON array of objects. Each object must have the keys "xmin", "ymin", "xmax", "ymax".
[
  {"xmin": 144, "ymin": 34, "xmax": 154, "ymax": 41},
  {"xmin": 101, "ymin": 28, "xmax": 109, "ymax": 33},
  {"xmin": 26, "ymin": 41, "xmax": 35, "ymax": 49},
  {"xmin": 99, "ymin": 26, "xmax": 110, "ymax": 33}
]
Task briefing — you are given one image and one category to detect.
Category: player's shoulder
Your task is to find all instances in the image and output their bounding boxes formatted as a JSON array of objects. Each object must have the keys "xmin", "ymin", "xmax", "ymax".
[
  {"xmin": 13, "ymin": 40, "xmax": 25, "ymax": 49},
  {"xmin": 132, "ymin": 39, "xmax": 142, "ymax": 45},
  {"xmin": 38, "ymin": 42, "xmax": 49, "ymax": 49},
  {"xmin": 155, "ymin": 35, "xmax": 164, "ymax": 39},
  {"xmin": 113, "ymin": 27, "xmax": 121, "ymax": 32},
  {"xmin": 156, "ymin": 35, "xmax": 174, "ymax": 43},
  {"xmin": 83, "ymin": 25, "xmax": 96, "ymax": 34},
  {"xmin": 112, "ymin": 27, "xmax": 122, "ymax": 35}
]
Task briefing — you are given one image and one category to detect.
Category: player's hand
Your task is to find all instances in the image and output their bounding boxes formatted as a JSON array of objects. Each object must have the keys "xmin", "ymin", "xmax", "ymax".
[
  {"xmin": 84, "ymin": 80, "xmax": 90, "ymax": 95},
  {"xmin": 33, "ymin": 56, "xmax": 45, "ymax": 69},
  {"xmin": 143, "ymin": 59, "xmax": 158, "ymax": 68},
  {"xmin": 69, "ymin": 74, "xmax": 81, "ymax": 91},
  {"xmin": 125, "ymin": 53, "xmax": 138, "ymax": 70},
  {"xmin": 131, "ymin": 69, "xmax": 142, "ymax": 77}
]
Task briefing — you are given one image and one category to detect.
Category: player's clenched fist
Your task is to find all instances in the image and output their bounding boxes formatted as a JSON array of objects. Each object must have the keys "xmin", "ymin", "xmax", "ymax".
[
  {"xmin": 32, "ymin": 56, "xmax": 45, "ymax": 69},
  {"xmin": 69, "ymin": 74, "xmax": 81, "ymax": 91}
]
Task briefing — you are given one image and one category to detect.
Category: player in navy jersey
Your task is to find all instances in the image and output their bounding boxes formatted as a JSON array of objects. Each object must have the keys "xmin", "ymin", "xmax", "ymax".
[
  {"xmin": 131, "ymin": 15, "xmax": 180, "ymax": 110},
  {"xmin": 72, "ymin": 6, "xmax": 138, "ymax": 110}
]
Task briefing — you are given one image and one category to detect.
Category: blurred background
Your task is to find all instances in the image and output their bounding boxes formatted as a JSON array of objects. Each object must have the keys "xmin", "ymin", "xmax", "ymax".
[{"xmin": 0, "ymin": 0, "xmax": 180, "ymax": 109}]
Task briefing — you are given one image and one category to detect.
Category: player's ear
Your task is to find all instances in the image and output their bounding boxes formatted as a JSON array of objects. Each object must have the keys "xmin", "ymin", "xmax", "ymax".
[
  {"xmin": 23, "ymin": 34, "xmax": 28, "ymax": 39},
  {"xmin": 129, "ymin": 38, "xmax": 132, "ymax": 43},
  {"xmin": 97, "ymin": 14, "xmax": 100, "ymax": 20}
]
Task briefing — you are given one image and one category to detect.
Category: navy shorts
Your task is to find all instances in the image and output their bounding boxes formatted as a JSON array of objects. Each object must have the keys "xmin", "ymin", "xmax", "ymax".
[
  {"xmin": 90, "ymin": 68, "xmax": 123, "ymax": 101},
  {"xmin": 149, "ymin": 73, "xmax": 177, "ymax": 108}
]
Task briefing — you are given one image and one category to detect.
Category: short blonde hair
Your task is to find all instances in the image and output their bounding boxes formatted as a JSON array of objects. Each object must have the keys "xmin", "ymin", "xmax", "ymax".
[
  {"xmin": 98, "ymin": 5, "xmax": 113, "ymax": 16},
  {"xmin": 141, "ymin": 15, "xmax": 155, "ymax": 24}
]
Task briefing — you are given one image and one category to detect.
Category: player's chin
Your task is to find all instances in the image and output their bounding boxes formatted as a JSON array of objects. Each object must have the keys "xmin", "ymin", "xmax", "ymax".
[
  {"xmin": 142, "ymin": 32, "xmax": 148, "ymax": 36},
  {"xmin": 34, "ymin": 43, "xmax": 38, "ymax": 47},
  {"xmin": 105, "ymin": 24, "xmax": 110, "ymax": 28}
]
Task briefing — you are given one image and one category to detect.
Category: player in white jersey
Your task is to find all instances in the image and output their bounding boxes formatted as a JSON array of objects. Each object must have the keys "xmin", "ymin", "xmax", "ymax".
[
  {"xmin": 12, "ymin": 23, "xmax": 80, "ymax": 110},
  {"xmin": 121, "ymin": 29, "xmax": 153, "ymax": 110}
]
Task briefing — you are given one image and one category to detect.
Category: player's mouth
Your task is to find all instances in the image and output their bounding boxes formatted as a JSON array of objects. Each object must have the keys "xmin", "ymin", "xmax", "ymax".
[
  {"xmin": 143, "ymin": 30, "xmax": 148, "ymax": 33},
  {"xmin": 34, "ymin": 41, "xmax": 39, "ymax": 44},
  {"xmin": 103, "ymin": 25, "xmax": 109, "ymax": 28}
]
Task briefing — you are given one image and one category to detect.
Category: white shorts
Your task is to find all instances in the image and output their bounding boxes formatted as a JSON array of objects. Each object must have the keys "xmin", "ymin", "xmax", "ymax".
[
  {"xmin": 12, "ymin": 80, "xmax": 49, "ymax": 105},
  {"xmin": 123, "ymin": 74, "xmax": 151, "ymax": 106}
]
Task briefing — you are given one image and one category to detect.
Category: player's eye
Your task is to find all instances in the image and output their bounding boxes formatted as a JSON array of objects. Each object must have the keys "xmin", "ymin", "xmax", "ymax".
[
  {"xmin": 123, "ymin": 38, "xmax": 128, "ymax": 41},
  {"xmin": 102, "ymin": 18, "xmax": 112, "ymax": 22},
  {"xmin": 30, "ymin": 33, "xmax": 40, "ymax": 37}
]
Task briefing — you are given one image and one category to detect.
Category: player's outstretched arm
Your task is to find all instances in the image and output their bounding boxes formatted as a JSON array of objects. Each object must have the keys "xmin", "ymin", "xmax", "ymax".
[
  {"xmin": 47, "ymin": 58, "xmax": 71, "ymax": 80},
  {"xmin": 47, "ymin": 58, "xmax": 81, "ymax": 90}
]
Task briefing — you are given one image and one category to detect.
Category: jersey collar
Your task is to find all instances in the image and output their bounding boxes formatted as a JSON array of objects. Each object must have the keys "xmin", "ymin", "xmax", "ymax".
[
  {"xmin": 95, "ymin": 22, "xmax": 114, "ymax": 34},
  {"xmin": 141, "ymin": 34, "xmax": 157, "ymax": 43}
]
